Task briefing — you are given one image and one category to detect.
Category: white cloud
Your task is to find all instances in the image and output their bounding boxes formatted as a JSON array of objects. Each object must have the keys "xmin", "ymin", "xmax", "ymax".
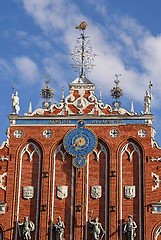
[
  {"xmin": 14, "ymin": 56, "xmax": 39, "ymax": 85},
  {"xmin": 17, "ymin": 0, "xmax": 161, "ymax": 107}
]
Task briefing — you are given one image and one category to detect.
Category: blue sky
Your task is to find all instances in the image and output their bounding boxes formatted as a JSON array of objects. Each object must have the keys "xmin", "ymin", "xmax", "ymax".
[{"xmin": 1, "ymin": 0, "xmax": 161, "ymax": 145}]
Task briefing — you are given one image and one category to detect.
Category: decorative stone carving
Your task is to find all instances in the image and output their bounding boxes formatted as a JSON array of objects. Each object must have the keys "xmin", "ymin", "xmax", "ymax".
[
  {"xmin": 18, "ymin": 216, "xmax": 35, "ymax": 240},
  {"xmin": 152, "ymin": 172, "xmax": 161, "ymax": 191},
  {"xmin": 123, "ymin": 215, "xmax": 137, "ymax": 240},
  {"xmin": 0, "ymin": 156, "xmax": 8, "ymax": 161},
  {"xmin": 14, "ymin": 130, "xmax": 23, "ymax": 138},
  {"xmin": 151, "ymin": 200, "xmax": 161, "ymax": 214},
  {"xmin": 151, "ymin": 157, "xmax": 161, "ymax": 162},
  {"xmin": 89, "ymin": 210, "xmax": 105, "ymax": 240},
  {"xmin": 0, "ymin": 202, "xmax": 7, "ymax": 214},
  {"xmin": 125, "ymin": 186, "xmax": 136, "ymax": 199},
  {"xmin": 91, "ymin": 186, "xmax": 102, "ymax": 199},
  {"xmin": 43, "ymin": 129, "xmax": 52, "ymax": 138},
  {"xmin": 110, "ymin": 129, "xmax": 119, "ymax": 138},
  {"xmin": 138, "ymin": 129, "xmax": 147, "ymax": 138},
  {"xmin": 57, "ymin": 186, "xmax": 68, "ymax": 199},
  {"xmin": 121, "ymin": 142, "xmax": 140, "ymax": 162},
  {"xmin": 11, "ymin": 91, "xmax": 20, "ymax": 114},
  {"xmin": 0, "ymin": 172, "xmax": 7, "ymax": 191},
  {"xmin": 23, "ymin": 186, "xmax": 34, "ymax": 200},
  {"xmin": 6, "ymin": 127, "xmax": 10, "ymax": 148},
  {"xmin": 54, "ymin": 216, "xmax": 65, "ymax": 240}
]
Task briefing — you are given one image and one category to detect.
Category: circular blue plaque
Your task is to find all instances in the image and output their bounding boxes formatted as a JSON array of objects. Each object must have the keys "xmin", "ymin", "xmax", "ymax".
[
  {"xmin": 63, "ymin": 127, "xmax": 97, "ymax": 157},
  {"xmin": 73, "ymin": 157, "xmax": 86, "ymax": 168}
]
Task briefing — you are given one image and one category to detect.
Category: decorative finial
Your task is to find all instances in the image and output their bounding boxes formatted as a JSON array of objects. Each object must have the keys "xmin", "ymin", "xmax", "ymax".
[
  {"xmin": 131, "ymin": 98, "xmax": 134, "ymax": 114},
  {"xmin": 70, "ymin": 21, "xmax": 96, "ymax": 78},
  {"xmin": 28, "ymin": 99, "xmax": 32, "ymax": 114},
  {"xmin": 149, "ymin": 81, "xmax": 153, "ymax": 94},
  {"xmin": 99, "ymin": 87, "xmax": 102, "ymax": 102},
  {"xmin": 61, "ymin": 87, "xmax": 65, "ymax": 102},
  {"xmin": 40, "ymin": 75, "xmax": 54, "ymax": 109},
  {"xmin": 110, "ymin": 74, "xmax": 123, "ymax": 109}
]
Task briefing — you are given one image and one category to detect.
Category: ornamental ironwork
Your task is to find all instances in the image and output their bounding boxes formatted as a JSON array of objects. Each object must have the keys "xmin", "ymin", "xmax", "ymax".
[{"xmin": 69, "ymin": 21, "xmax": 96, "ymax": 77}]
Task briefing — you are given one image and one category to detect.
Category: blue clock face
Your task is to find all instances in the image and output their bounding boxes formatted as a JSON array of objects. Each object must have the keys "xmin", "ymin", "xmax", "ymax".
[
  {"xmin": 63, "ymin": 127, "xmax": 97, "ymax": 157},
  {"xmin": 73, "ymin": 157, "xmax": 86, "ymax": 168}
]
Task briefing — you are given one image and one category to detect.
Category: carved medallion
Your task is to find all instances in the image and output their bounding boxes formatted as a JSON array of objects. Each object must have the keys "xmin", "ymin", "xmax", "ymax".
[
  {"xmin": 91, "ymin": 186, "xmax": 102, "ymax": 199},
  {"xmin": 57, "ymin": 186, "xmax": 68, "ymax": 199},
  {"xmin": 23, "ymin": 186, "xmax": 34, "ymax": 199},
  {"xmin": 124, "ymin": 186, "xmax": 136, "ymax": 199}
]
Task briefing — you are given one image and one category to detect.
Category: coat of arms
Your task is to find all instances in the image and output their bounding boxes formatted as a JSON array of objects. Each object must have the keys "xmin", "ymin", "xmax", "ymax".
[
  {"xmin": 23, "ymin": 186, "xmax": 34, "ymax": 199},
  {"xmin": 124, "ymin": 186, "xmax": 136, "ymax": 199},
  {"xmin": 57, "ymin": 186, "xmax": 68, "ymax": 199},
  {"xmin": 91, "ymin": 186, "xmax": 102, "ymax": 199}
]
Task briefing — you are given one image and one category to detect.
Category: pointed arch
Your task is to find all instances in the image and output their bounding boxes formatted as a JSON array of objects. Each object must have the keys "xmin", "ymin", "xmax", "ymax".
[
  {"xmin": 118, "ymin": 139, "xmax": 144, "ymax": 240},
  {"xmin": 15, "ymin": 140, "xmax": 42, "ymax": 240}
]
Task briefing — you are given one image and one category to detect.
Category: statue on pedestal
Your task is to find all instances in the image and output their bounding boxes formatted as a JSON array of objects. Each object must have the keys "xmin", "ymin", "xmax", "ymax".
[
  {"xmin": 11, "ymin": 91, "xmax": 20, "ymax": 114},
  {"xmin": 54, "ymin": 216, "xmax": 65, "ymax": 240},
  {"xmin": 123, "ymin": 215, "xmax": 137, "ymax": 240},
  {"xmin": 89, "ymin": 210, "xmax": 105, "ymax": 240},
  {"xmin": 144, "ymin": 90, "xmax": 152, "ymax": 114},
  {"xmin": 18, "ymin": 216, "xmax": 35, "ymax": 240}
]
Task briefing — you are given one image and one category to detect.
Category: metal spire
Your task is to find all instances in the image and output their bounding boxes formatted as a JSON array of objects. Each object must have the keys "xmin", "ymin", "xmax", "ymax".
[{"xmin": 70, "ymin": 21, "xmax": 96, "ymax": 78}]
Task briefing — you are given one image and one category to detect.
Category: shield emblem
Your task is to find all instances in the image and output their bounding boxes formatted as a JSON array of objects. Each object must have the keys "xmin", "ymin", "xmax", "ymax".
[
  {"xmin": 125, "ymin": 186, "xmax": 136, "ymax": 199},
  {"xmin": 91, "ymin": 186, "xmax": 102, "ymax": 199},
  {"xmin": 23, "ymin": 186, "xmax": 34, "ymax": 199},
  {"xmin": 57, "ymin": 186, "xmax": 68, "ymax": 199}
]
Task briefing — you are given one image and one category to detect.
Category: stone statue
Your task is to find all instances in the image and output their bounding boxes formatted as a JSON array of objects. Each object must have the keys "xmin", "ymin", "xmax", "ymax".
[
  {"xmin": 11, "ymin": 91, "xmax": 20, "ymax": 114},
  {"xmin": 89, "ymin": 210, "xmax": 105, "ymax": 240},
  {"xmin": 144, "ymin": 90, "xmax": 152, "ymax": 114},
  {"xmin": 18, "ymin": 216, "xmax": 35, "ymax": 240},
  {"xmin": 54, "ymin": 216, "xmax": 65, "ymax": 240},
  {"xmin": 123, "ymin": 215, "xmax": 137, "ymax": 240}
]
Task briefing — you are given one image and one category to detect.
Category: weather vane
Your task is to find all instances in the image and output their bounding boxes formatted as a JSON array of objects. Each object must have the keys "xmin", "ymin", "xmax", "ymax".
[
  {"xmin": 110, "ymin": 74, "xmax": 123, "ymax": 108},
  {"xmin": 40, "ymin": 74, "xmax": 54, "ymax": 109},
  {"xmin": 69, "ymin": 21, "xmax": 96, "ymax": 78}
]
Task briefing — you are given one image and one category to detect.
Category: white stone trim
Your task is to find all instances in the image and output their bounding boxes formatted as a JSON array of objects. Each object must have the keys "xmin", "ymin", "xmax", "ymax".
[
  {"xmin": 15, "ymin": 142, "xmax": 41, "ymax": 240},
  {"xmin": 50, "ymin": 150, "xmax": 56, "ymax": 240},
  {"xmin": 0, "ymin": 141, "xmax": 7, "ymax": 149},
  {"xmin": 85, "ymin": 155, "xmax": 89, "ymax": 240},
  {"xmin": 155, "ymin": 225, "xmax": 161, "ymax": 240},
  {"xmin": 120, "ymin": 142, "xmax": 142, "ymax": 240},
  {"xmin": 70, "ymin": 164, "xmax": 74, "ymax": 240}
]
